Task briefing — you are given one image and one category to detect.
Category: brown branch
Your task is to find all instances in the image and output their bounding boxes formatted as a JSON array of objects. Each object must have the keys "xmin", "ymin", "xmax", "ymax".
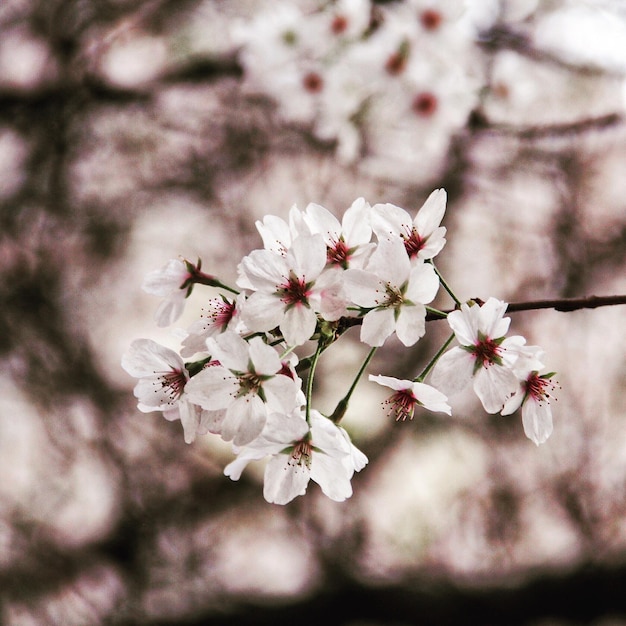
[{"xmin": 425, "ymin": 295, "xmax": 626, "ymax": 321}]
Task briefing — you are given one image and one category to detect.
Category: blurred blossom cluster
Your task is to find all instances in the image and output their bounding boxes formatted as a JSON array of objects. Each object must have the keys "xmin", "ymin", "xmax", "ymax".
[{"xmin": 231, "ymin": 0, "xmax": 531, "ymax": 181}]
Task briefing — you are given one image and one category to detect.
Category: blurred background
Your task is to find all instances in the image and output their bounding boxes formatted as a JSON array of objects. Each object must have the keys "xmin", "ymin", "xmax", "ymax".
[{"xmin": 1, "ymin": 0, "xmax": 626, "ymax": 624}]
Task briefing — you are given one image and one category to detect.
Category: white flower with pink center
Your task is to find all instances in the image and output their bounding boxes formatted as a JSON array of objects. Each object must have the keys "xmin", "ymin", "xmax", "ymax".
[
  {"xmin": 183, "ymin": 332, "xmax": 303, "ymax": 446},
  {"xmin": 502, "ymin": 354, "xmax": 557, "ymax": 445},
  {"xmin": 371, "ymin": 188, "xmax": 447, "ymax": 261},
  {"xmin": 180, "ymin": 294, "xmax": 245, "ymax": 358},
  {"xmin": 121, "ymin": 338, "xmax": 209, "ymax": 444},
  {"xmin": 343, "ymin": 237, "xmax": 440, "ymax": 347},
  {"xmin": 237, "ymin": 233, "xmax": 346, "ymax": 346},
  {"xmin": 430, "ymin": 298, "xmax": 540, "ymax": 414},
  {"xmin": 224, "ymin": 409, "xmax": 368, "ymax": 505},
  {"xmin": 303, "ymin": 197, "xmax": 374, "ymax": 270},
  {"xmin": 369, "ymin": 374, "xmax": 451, "ymax": 420}
]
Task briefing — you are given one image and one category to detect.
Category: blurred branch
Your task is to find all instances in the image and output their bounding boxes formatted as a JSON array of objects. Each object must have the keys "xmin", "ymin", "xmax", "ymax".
[{"xmin": 144, "ymin": 560, "xmax": 626, "ymax": 626}]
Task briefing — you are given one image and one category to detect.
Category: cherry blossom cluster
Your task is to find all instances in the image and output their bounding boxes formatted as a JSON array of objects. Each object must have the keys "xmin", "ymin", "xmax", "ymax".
[
  {"xmin": 123, "ymin": 189, "xmax": 557, "ymax": 505},
  {"xmin": 231, "ymin": 0, "xmax": 483, "ymax": 179}
]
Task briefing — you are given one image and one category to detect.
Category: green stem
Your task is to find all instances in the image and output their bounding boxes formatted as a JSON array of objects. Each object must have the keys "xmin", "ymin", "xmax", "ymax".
[
  {"xmin": 414, "ymin": 333, "xmax": 455, "ymax": 382},
  {"xmin": 430, "ymin": 262, "xmax": 461, "ymax": 306},
  {"xmin": 329, "ymin": 347, "xmax": 377, "ymax": 423},
  {"xmin": 425, "ymin": 305, "xmax": 448, "ymax": 320},
  {"xmin": 305, "ymin": 341, "xmax": 324, "ymax": 424}
]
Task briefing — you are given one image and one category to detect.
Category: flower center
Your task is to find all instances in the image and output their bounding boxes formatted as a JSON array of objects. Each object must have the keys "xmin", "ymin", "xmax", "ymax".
[
  {"xmin": 412, "ymin": 92, "xmax": 438, "ymax": 117},
  {"xmin": 420, "ymin": 9, "xmax": 443, "ymax": 30},
  {"xmin": 289, "ymin": 440, "xmax": 312, "ymax": 469},
  {"xmin": 277, "ymin": 272, "xmax": 312, "ymax": 308},
  {"xmin": 525, "ymin": 372, "xmax": 557, "ymax": 403},
  {"xmin": 204, "ymin": 298, "xmax": 236, "ymax": 329},
  {"xmin": 327, "ymin": 236, "xmax": 350, "ymax": 268},
  {"xmin": 384, "ymin": 283, "xmax": 405, "ymax": 308},
  {"xmin": 236, "ymin": 371, "xmax": 263, "ymax": 397},
  {"xmin": 331, "ymin": 14, "xmax": 348, "ymax": 34},
  {"xmin": 303, "ymin": 71, "xmax": 324, "ymax": 93},
  {"xmin": 156, "ymin": 368, "xmax": 187, "ymax": 400},
  {"xmin": 401, "ymin": 227, "xmax": 425, "ymax": 258},
  {"xmin": 384, "ymin": 389, "xmax": 417, "ymax": 421},
  {"xmin": 470, "ymin": 336, "xmax": 502, "ymax": 367}
]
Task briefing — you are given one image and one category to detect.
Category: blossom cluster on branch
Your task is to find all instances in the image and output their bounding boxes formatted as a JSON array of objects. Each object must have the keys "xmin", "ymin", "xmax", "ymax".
[{"xmin": 123, "ymin": 189, "xmax": 557, "ymax": 505}]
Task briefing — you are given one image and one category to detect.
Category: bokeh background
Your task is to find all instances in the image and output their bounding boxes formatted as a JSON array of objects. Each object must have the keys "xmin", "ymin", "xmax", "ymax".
[{"xmin": 1, "ymin": 0, "xmax": 626, "ymax": 624}]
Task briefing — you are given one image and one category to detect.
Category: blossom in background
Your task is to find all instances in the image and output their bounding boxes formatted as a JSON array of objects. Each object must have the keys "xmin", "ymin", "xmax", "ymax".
[
  {"xmin": 372, "ymin": 188, "xmax": 447, "ymax": 261},
  {"xmin": 369, "ymin": 374, "xmax": 451, "ymax": 420},
  {"xmin": 502, "ymin": 354, "xmax": 557, "ymax": 445},
  {"xmin": 224, "ymin": 409, "xmax": 368, "ymax": 505},
  {"xmin": 142, "ymin": 258, "xmax": 191, "ymax": 327},
  {"xmin": 121, "ymin": 338, "xmax": 209, "ymax": 443},
  {"xmin": 343, "ymin": 237, "xmax": 440, "ymax": 346},
  {"xmin": 184, "ymin": 332, "xmax": 303, "ymax": 446},
  {"xmin": 237, "ymin": 233, "xmax": 347, "ymax": 346},
  {"xmin": 430, "ymin": 298, "xmax": 541, "ymax": 413},
  {"xmin": 303, "ymin": 197, "xmax": 374, "ymax": 270}
]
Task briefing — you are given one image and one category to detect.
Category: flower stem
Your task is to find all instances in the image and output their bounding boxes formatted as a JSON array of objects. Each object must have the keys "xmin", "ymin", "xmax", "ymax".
[
  {"xmin": 329, "ymin": 347, "xmax": 377, "ymax": 423},
  {"xmin": 414, "ymin": 333, "xmax": 455, "ymax": 382},
  {"xmin": 430, "ymin": 262, "xmax": 461, "ymax": 306},
  {"xmin": 305, "ymin": 341, "xmax": 324, "ymax": 424}
]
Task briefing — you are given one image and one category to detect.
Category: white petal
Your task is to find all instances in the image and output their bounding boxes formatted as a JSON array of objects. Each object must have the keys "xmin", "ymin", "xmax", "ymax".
[
  {"xmin": 366, "ymin": 238, "xmax": 410, "ymax": 286},
  {"xmin": 369, "ymin": 374, "xmax": 412, "ymax": 392},
  {"xmin": 395, "ymin": 304, "xmax": 426, "ymax": 347},
  {"xmin": 240, "ymin": 291, "xmax": 285, "ymax": 334},
  {"xmin": 479, "ymin": 297, "xmax": 510, "ymax": 338},
  {"xmin": 281, "ymin": 304, "xmax": 317, "ymax": 346},
  {"xmin": 447, "ymin": 304, "xmax": 479, "ymax": 346},
  {"xmin": 154, "ymin": 291, "xmax": 187, "ymax": 327},
  {"xmin": 341, "ymin": 197, "xmax": 372, "ymax": 246},
  {"xmin": 405, "ymin": 262, "xmax": 439, "ymax": 304},
  {"xmin": 263, "ymin": 454, "xmax": 310, "ymax": 504},
  {"xmin": 343, "ymin": 269, "xmax": 384, "ymax": 308},
  {"xmin": 413, "ymin": 188, "xmax": 447, "ymax": 237},
  {"xmin": 247, "ymin": 336, "xmax": 281, "ymax": 376},
  {"xmin": 122, "ymin": 338, "xmax": 184, "ymax": 377},
  {"xmin": 473, "ymin": 365, "xmax": 519, "ymax": 414},
  {"xmin": 288, "ymin": 233, "xmax": 327, "ymax": 279},
  {"xmin": 360, "ymin": 308, "xmax": 395, "ymax": 347},
  {"xmin": 142, "ymin": 259, "xmax": 188, "ymax": 296},
  {"xmin": 310, "ymin": 453, "xmax": 353, "ymax": 501},
  {"xmin": 209, "ymin": 331, "xmax": 250, "ymax": 371},
  {"xmin": 412, "ymin": 381, "xmax": 452, "ymax": 415},
  {"xmin": 371, "ymin": 202, "xmax": 412, "ymax": 239},
  {"xmin": 222, "ymin": 395, "xmax": 267, "ymax": 445},
  {"xmin": 430, "ymin": 347, "xmax": 474, "ymax": 396},
  {"xmin": 522, "ymin": 398, "xmax": 553, "ymax": 445},
  {"xmin": 184, "ymin": 367, "xmax": 238, "ymax": 410}
]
